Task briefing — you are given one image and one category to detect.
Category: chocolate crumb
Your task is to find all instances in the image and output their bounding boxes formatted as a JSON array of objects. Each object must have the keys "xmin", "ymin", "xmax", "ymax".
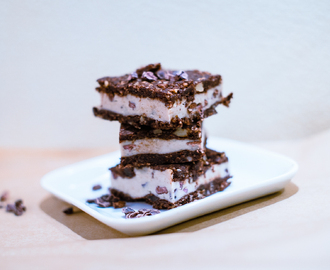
[
  {"xmin": 0, "ymin": 191, "xmax": 9, "ymax": 202},
  {"xmin": 92, "ymin": 184, "xmax": 102, "ymax": 191},
  {"xmin": 113, "ymin": 201, "xmax": 126, "ymax": 208}
]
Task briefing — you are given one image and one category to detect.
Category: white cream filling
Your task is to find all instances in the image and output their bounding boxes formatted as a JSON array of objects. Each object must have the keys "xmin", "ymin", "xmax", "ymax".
[
  {"xmin": 100, "ymin": 86, "xmax": 222, "ymax": 123},
  {"xmin": 110, "ymin": 162, "xmax": 229, "ymax": 203},
  {"xmin": 121, "ymin": 138, "xmax": 203, "ymax": 156}
]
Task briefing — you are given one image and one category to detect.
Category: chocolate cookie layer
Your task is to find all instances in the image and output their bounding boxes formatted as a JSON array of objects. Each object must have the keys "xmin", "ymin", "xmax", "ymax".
[
  {"xmin": 120, "ymin": 150, "xmax": 204, "ymax": 167},
  {"xmin": 119, "ymin": 123, "xmax": 202, "ymax": 142}
]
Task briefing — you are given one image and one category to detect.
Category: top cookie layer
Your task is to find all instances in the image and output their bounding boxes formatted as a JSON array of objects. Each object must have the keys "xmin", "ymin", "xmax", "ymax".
[{"xmin": 96, "ymin": 63, "xmax": 223, "ymax": 106}]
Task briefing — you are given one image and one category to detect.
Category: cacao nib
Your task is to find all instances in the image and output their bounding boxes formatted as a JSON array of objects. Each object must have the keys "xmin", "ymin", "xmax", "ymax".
[
  {"xmin": 6, "ymin": 199, "xmax": 26, "ymax": 216},
  {"xmin": 127, "ymin": 72, "xmax": 138, "ymax": 81},
  {"xmin": 122, "ymin": 207, "xmax": 135, "ymax": 214},
  {"xmin": 123, "ymin": 144, "xmax": 135, "ymax": 151},
  {"xmin": 156, "ymin": 70, "xmax": 170, "ymax": 80},
  {"xmin": 129, "ymin": 101, "xmax": 136, "ymax": 109},
  {"xmin": 92, "ymin": 184, "xmax": 102, "ymax": 191},
  {"xmin": 141, "ymin": 71, "xmax": 158, "ymax": 81},
  {"xmin": 173, "ymin": 70, "xmax": 188, "ymax": 80},
  {"xmin": 156, "ymin": 186, "xmax": 168, "ymax": 194},
  {"xmin": 122, "ymin": 207, "xmax": 160, "ymax": 219}
]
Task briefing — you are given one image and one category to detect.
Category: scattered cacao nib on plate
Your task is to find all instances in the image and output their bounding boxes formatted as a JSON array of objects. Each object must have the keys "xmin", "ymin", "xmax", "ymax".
[
  {"xmin": 0, "ymin": 191, "xmax": 9, "ymax": 202},
  {"xmin": 92, "ymin": 184, "xmax": 102, "ymax": 191},
  {"xmin": 6, "ymin": 199, "xmax": 26, "ymax": 216},
  {"xmin": 87, "ymin": 192, "xmax": 126, "ymax": 209},
  {"xmin": 122, "ymin": 207, "xmax": 160, "ymax": 219}
]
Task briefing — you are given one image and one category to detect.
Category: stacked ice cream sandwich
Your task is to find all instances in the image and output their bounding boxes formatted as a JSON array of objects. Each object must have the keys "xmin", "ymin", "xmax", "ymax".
[{"xmin": 93, "ymin": 63, "xmax": 233, "ymax": 209}]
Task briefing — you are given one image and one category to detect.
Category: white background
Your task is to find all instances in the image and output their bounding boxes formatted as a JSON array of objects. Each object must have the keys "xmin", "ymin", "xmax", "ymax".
[{"xmin": 1, "ymin": 0, "xmax": 330, "ymax": 148}]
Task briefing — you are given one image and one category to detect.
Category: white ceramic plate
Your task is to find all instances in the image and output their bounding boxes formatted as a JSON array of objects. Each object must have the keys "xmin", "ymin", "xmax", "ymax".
[{"xmin": 41, "ymin": 137, "xmax": 298, "ymax": 236}]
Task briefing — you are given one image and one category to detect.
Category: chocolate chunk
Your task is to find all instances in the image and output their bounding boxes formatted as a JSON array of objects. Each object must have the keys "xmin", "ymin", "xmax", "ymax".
[
  {"xmin": 111, "ymin": 165, "xmax": 136, "ymax": 179},
  {"xmin": 0, "ymin": 191, "xmax": 9, "ymax": 202},
  {"xmin": 136, "ymin": 63, "xmax": 161, "ymax": 76},
  {"xmin": 92, "ymin": 184, "xmax": 102, "ymax": 191},
  {"xmin": 63, "ymin": 207, "xmax": 74, "ymax": 215},
  {"xmin": 156, "ymin": 186, "xmax": 168, "ymax": 194},
  {"xmin": 141, "ymin": 71, "xmax": 158, "ymax": 81},
  {"xmin": 122, "ymin": 166, "xmax": 135, "ymax": 178}
]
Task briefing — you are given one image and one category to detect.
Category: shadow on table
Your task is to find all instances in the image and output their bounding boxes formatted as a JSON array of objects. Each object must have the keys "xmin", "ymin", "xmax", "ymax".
[{"xmin": 39, "ymin": 182, "xmax": 298, "ymax": 240}]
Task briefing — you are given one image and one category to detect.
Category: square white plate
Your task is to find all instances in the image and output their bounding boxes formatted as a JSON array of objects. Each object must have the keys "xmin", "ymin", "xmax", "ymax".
[{"xmin": 41, "ymin": 137, "xmax": 298, "ymax": 236}]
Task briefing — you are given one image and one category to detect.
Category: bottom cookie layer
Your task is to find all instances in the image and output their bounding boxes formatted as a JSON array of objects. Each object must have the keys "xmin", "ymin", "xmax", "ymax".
[{"xmin": 110, "ymin": 176, "xmax": 231, "ymax": 210}]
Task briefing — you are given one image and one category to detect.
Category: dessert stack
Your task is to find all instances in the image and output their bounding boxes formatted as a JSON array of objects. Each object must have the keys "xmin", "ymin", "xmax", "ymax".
[{"xmin": 93, "ymin": 63, "xmax": 233, "ymax": 209}]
